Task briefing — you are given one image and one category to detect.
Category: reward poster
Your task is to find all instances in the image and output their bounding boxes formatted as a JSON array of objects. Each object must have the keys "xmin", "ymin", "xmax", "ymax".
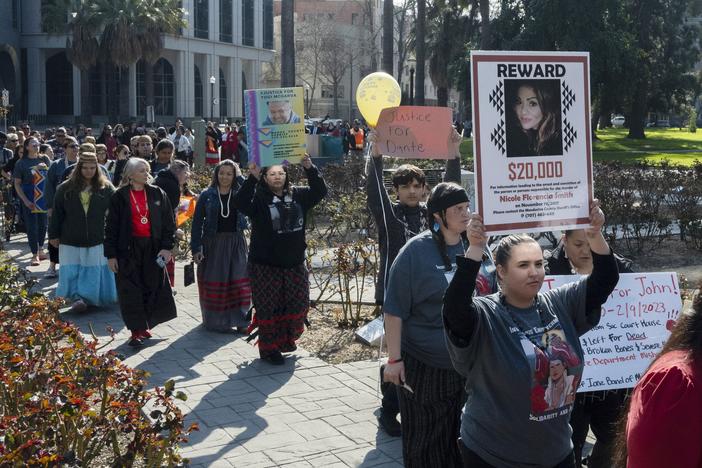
[{"xmin": 471, "ymin": 51, "xmax": 593, "ymax": 234}]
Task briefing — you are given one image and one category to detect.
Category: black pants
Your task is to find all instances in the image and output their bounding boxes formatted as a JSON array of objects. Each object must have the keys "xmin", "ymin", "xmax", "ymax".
[
  {"xmin": 570, "ymin": 389, "xmax": 629, "ymax": 467},
  {"xmin": 49, "ymin": 243, "xmax": 59, "ymax": 264},
  {"xmin": 396, "ymin": 353, "xmax": 465, "ymax": 468},
  {"xmin": 458, "ymin": 440, "xmax": 576, "ymax": 468},
  {"xmin": 379, "ymin": 364, "xmax": 400, "ymax": 417}
]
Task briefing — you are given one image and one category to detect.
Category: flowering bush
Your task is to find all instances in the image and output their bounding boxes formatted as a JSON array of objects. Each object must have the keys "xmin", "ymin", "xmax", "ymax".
[{"xmin": 0, "ymin": 259, "xmax": 197, "ymax": 466}]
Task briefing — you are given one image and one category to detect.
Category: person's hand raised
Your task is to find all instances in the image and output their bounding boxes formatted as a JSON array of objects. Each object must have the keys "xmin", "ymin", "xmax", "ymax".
[
  {"xmin": 367, "ymin": 131, "xmax": 382, "ymax": 158},
  {"xmin": 301, "ymin": 154, "xmax": 313, "ymax": 169},
  {"xmin": 248, "ymin": 162, "xmax": 261, "ymax": 180},
  {"xmin": 586, "ymin": 199, "xmax": 605, "ymax": 238},
  {"xmin": 466, "ymin": 213, "xmax": 488, "ymax": 261}
]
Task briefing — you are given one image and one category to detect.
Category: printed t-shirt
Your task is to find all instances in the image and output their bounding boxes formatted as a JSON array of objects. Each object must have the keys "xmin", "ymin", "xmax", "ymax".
[{"xmin": 383, "ymin": 230, "xmax": 497, "ymax": 369}]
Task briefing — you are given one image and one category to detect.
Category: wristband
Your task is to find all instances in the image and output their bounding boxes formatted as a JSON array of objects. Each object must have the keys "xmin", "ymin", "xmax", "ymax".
[{"xmin": 388, "ymin": 357, "xmax": 403, "ymax": 364}]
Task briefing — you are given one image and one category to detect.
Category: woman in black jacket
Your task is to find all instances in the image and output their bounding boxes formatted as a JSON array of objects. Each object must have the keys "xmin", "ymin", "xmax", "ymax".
[
  {"xmin": 104, "ymin": 157, "xmax": 177, "ymax": 347},
  {"xmin": 545, "ymin": 229, "xmax": 634, "ymax": 468},
  {"xmin": 49, "ymin": 152, "xmax": 116, "ymax": 312},
  {"xmin": 234, "ymin": 155, "xmax": 327, "ymax": 364}
]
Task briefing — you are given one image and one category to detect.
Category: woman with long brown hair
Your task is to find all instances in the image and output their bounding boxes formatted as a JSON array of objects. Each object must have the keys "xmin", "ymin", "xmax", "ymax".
[
  {"xmin": 614, "ymin": 288, "xmax": 702, "ymax": 468},
  {"xmin": 507, "ymin": 80, "xmax": 563, "ymax": 157},
  {"xmin": 49, "ymin": 153, "xmax": 116, "ymax": 312}
]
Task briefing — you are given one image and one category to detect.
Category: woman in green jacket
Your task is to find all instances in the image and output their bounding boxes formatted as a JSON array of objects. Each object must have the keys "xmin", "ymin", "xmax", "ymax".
[{"xmin": 49, "ymin": 152, "xmax": 117, "ymax": 312}]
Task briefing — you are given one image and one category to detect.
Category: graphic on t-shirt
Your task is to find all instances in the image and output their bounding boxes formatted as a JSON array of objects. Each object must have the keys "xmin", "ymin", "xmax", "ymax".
[
  {"xmin": 268, "ymin": 196, "xmax": 304, "ymax": 234},
  {"xmin": 529, "ymin": 328, "xmax": 581, "ymax": 418}
]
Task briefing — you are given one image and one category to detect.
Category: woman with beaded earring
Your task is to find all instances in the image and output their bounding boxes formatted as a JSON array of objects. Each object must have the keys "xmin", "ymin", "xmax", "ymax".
[
  {"xmin": 382, "ymin": 182, "xmax": 498, "ymax": 467},
  {"xmin": 190, "ymin": 159, "xmax": 251, "ymax": 333}
]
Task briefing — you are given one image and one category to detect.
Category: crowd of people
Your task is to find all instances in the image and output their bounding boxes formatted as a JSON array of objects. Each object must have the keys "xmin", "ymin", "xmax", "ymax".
[{"xmin": 1, "ymin": 118, "xmax": 700, "ymax": 467}]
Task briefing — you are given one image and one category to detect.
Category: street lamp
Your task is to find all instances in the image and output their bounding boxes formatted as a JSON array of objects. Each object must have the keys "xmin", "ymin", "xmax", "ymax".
[
  {"xmin": 209, "ymin": 75, "xmax": 216, "ymax": 121},
  {"xmin": 304, "ymin": 85, "xmax": 310, "ymax": 116},
  {"xmin": 409, "ymin": 67, "xmax": 415, "ymax": 105}
]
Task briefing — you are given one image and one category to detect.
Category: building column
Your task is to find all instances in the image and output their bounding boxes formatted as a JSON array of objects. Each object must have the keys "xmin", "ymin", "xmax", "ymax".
[
  {"xmin": 233, "ymin": 0, "xmax": 242, "ymax": 45},
  {"xmin": 254, "ymin": 0, "xmax": 263, "ymax": 48},
  {"xmin": 26, "ymin": 48, "xmax": 43, "ymax": 114},
  {"xmin": 175, "ymin": 50, "xmax": 186, "ymax": 118},
  {"xmin": 231, "ymin": 57, "xmax": 241, "ymax": 118},
  {"xmin": 128, "ymin": 63, "xmax": 137, "ymax": 117},
  {"xmin": 72, "ymin": 64, "xmax": 81, "ymax": 117}
]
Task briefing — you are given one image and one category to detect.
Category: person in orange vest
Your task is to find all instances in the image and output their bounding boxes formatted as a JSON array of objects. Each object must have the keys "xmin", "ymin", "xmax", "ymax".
[{"xmin": 348, "ymin": 119, "xmax": 365, "ymax": 156}]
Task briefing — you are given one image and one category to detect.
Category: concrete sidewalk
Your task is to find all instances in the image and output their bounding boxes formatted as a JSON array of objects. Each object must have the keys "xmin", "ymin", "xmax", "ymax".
[{"xmin": 3, "ymin": 234, "xmax": 402, "ymax": 468}]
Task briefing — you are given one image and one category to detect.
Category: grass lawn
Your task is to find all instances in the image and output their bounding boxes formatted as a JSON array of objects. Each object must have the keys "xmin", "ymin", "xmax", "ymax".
[{"xmin": 459, "ymin": 128, "xmax": 702, "ymax": 167}]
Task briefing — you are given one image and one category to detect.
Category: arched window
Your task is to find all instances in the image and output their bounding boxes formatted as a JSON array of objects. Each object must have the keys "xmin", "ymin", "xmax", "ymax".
[
  {"xmin": 136, "ymin": 58, "xmax": 174, "ymax": 116},
  {"xmin": 194, "ymin": 65, "xmax": 203, "ymax": 117},
  {"xmin": 45, "ymin": 52, "xmax": 73, "ymax": 115},
  {"xmin": 219, "ymin": 68, "xmax": 227, "ymax": 118}
]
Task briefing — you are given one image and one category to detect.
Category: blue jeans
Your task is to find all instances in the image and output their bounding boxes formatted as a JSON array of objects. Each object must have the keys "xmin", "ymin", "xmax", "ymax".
[{"xmin": 21, "ymin": 205, "xmax": 47, "ymax": 255}]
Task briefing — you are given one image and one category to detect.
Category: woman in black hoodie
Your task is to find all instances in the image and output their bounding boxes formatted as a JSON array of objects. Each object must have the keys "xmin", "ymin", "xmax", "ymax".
[
  {"xmin": 545, "ymin": 229, "xmax": 634, "ymax": 468},
  {"xmin": 234, "ymin": 155, "xmax": 327, "ymax": 364}
]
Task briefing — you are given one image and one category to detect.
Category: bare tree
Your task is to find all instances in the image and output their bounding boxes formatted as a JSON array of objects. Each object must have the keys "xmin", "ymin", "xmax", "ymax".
[
  {"xmin": 395, "ymin": 0, "xmax": 416, "ymax": 87},
  {"xmin": 296, "ymin": 14, "xmax": 331, "ymax": 115},
  {"xmin": 319, "ymin": 30, "xmax": 357, "ymax": 117},
  {"xmin": 358, "ymin": 0, "xmax": 380, "ymax": 71}
]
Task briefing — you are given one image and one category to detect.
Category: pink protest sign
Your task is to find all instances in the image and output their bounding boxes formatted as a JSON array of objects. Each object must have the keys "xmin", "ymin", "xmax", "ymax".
[{"xmin": 375, "ymin": 106, "xmax": 453, "ymax": 159}]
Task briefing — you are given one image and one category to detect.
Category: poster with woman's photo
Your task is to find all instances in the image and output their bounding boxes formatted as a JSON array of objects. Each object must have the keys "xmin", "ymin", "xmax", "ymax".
[{"xmin": 471, "ymin": 51, "xmax": 593, "ymax": 234}]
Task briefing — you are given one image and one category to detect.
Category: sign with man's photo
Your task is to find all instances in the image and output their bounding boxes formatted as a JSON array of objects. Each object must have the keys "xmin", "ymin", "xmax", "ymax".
[
  {"xmin": 471, "ymin": 51, "xmax": 593, "ymax": 235},
  {"xmin": 244, "ymin": 87, "xmax": 306, "ymax": 167}
]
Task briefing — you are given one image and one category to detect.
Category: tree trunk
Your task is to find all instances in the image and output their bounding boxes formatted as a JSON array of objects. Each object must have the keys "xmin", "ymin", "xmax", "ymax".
[
  {"xmin": 627, "ymin": 82, "xmax": 647, "ymax": 139},
  {"xmin": 281, "ymin": 0, "xmax": 296, "ymax": 87},
  {"xmin": 479, "ymin": 0, "xmax": 491, "ymax": 48},
  {"xmin": 333, "ymin": 83, "xmax": 340, "ymax": 117},
  {"xmin": 382, "ymin": 0, "xmax": 394, "ymax": 74},
  {"xmin": 80, "ymin": 68, "xmax": 92, "ymax": 125},
  {"xmin": 100, "ymin": 61, "xmax": 108, "ymax": 117},
  {"xmin": 415, "ymin": 0, "xmax": 426, "ymax": 106}
]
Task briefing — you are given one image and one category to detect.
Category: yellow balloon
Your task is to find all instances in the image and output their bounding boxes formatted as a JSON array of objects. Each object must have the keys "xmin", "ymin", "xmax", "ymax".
[{"xmin": 355, "ymin": 72, "xmax": 402, "ymax": 127}]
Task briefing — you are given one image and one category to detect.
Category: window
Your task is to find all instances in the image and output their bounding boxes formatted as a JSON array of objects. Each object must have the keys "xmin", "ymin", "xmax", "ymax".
[
  {"xmin": 220, "ymin": 0, "xmax": 232, "ymax": 42},
  {"xmin": 12, "ymin": 0, "xmax": 19, "ymax": 29},
  {"xmin": 194, "ymin": 65, "xmax": 203, "ymax": 117},
  {"xmin": 242, "ymin": 0, "xmax": 254, "ymax": 46},
  {"xmin": 295, "ymin": 40, "xmax": 304, "ymax": 52},
  {"xmin": 194, "ymin": 0, "xmax": 209, "ymax": 39},
  {"xmin": 321, "ymin": 85, "xmax": 344, "ymax": 99},
  {"xmin": 136, "ymin": 58, "xmax": 175, "ymax": 116},
  {"xmin": 263, "ymin": 0, "xmax": 274, "ymax": 49},
  {"xmin": 351, "ymin": 13, "xmax": 358, "ymax": 25},
  {"xmin": 219, "ymin": 68, "xmax": 228, "ymax": 118},
  {"xmin": 45, "ymin": 52, "xmax": 73, "ymax": 115}
]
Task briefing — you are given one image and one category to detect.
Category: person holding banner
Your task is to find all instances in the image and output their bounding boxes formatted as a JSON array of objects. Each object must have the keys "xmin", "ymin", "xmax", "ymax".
[
  {"xmin": 104, "ymin": 158, "xmax": 177, "ymax": 347},
  {"xmin": 48, "ymin": 152, "xmax": 117, "ymax": 312},
  {"xmin": 382, "ymin": 183, "xmax": 497, "ymax": 467},
  {"xmin": 545, "ymin": 229, "xmax": 634, "ymax": 468},
  {"xmin": 616, "ymin": 289, "xmax": 702, "ymax": 468},
  {"xmin": 442, "ymin": 202, "xmax": 619, "ymax": 468},
  {"xmin": 235, "ymin": 155, "xmax": 327, "ymax": 365},
  {"xmin": 13, "ymin": 137, "xmax": 51, "ymax": 265},
  {"xmin": 191, "ymin": 160, "xmax": 251, "ymax": 333}
]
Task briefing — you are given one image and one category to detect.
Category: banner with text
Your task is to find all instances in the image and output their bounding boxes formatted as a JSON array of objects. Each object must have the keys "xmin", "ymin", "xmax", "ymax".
[
  {"xmin": 471, "ymin": 51, "xmax": 593, "ymax": 234},
  {"xmin": 375, "ymin": 106, "xmax": 453, "ymax": 159},
  {"xmin": 244, "ymin": 87, "xmax": 306, "ymax": 167},
  {"xmin": 542, "ymin": 272, "xmax": 682, "ymax": 392}
]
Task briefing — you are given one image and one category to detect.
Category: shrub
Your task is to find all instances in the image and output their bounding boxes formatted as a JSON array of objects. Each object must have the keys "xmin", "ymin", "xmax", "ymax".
[{"xmin": 0, "ymin": 258, "xmax": 197, "ymax": 466}]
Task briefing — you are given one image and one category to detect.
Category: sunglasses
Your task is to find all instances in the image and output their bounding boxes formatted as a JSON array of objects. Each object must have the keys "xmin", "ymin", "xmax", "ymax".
[{"xmin": 8, "ymin": 139, "xmax": 18, "ymax": 143}]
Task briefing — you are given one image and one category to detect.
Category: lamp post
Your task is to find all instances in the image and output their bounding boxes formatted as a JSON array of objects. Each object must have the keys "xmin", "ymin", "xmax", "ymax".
[
  {"xmin": 305, "ymin": 85, "xmax": 310, "ymax": 116},
  {"xmin": 409, "ymin": 67, "xmax": 415, "ymax": 105},
  {"xmin": 209, "ymin": 75, "xmax": 216, "ymax": 121}
]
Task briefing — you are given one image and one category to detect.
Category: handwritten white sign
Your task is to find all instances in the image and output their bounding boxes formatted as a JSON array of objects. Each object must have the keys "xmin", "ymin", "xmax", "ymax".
[{"xmin": 542, "ymin": 272, "xmax": 682, "ymax": 392}]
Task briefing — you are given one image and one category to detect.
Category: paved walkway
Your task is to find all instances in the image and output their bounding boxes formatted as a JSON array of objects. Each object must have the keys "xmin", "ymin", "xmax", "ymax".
[{"xmin": 4, "ymin": 234, "xmax": 402, "ymax": 468}]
